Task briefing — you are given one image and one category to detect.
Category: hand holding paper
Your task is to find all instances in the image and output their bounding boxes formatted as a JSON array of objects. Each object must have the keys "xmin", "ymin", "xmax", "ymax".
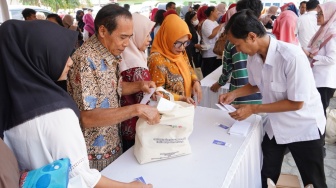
[
  {"xmin": 229, "ymin": 104, "xmax": 255, "ymax": 121},
  {"xmin": 218, "ymin": 92, "xmax": 236, "ymax": 105},
  {"xmin": 216, "ymin": 103, "xmax": 236, "ymax": 112}
]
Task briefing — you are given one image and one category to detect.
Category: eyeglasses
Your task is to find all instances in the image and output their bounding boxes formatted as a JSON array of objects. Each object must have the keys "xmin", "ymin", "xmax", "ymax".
[
  {"xmin": 173, "ymin": 40, "xmax": 191, "ymax": 48},
  {"xmin": 316, "ymin": 12, "xmax": 323, "ymax": 17}
]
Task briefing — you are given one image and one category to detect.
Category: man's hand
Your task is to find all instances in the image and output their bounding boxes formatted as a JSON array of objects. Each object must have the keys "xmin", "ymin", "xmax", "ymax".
[
  {"xmin": 137, "ymin": 104, "xmax": 160, "ymax": 125},
  {"xmin": 229, "ymin": 104, "xmax": 256, "ymax": 121},
  {"xmin": 210, "ymin": 82, "xmax": 221, "ymax": 92},
  {"xmin": 140, "ymin": 81, "xmax": 156, "ymax": 93},
  {"xmin": 218, "ymin": 91, "xmax": 236, "ymax": 105}
]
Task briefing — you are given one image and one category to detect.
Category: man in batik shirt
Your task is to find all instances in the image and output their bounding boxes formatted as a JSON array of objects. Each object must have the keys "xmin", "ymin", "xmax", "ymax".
[{"xmin": 68, "ymin": 4, "xmax": 160, "ymax": 171}]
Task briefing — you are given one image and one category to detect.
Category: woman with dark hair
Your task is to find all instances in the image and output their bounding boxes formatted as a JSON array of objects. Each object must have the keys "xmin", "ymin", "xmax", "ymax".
[
  {"xmin": 201, "ymin": 6, "xmax": 224, "ymax": 77},
  {"xmin": 0, "ymin": 20, "xmax": 152, "ymax": 188},
  {"xmin": 153, "ymin": 9, "xmax": 166, "ymax": 36},
  {"xmin": 185, "ymin": 11, "xmax": 202, "ymax": 68},
  {"xmin": 76, "ymin": 10, "xmax": 85, "ymax": 32},
  {"xmin": 46, "ymin": 13, "xmax": 64, "ymax": 26}
]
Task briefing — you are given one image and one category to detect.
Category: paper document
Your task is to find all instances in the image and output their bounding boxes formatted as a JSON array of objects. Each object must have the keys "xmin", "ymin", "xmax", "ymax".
[
  {"xmin": 156, "ymin": 97, "xmax": 176, "ymax": 111},
  {"xmin": 228, "ymin": 121, "xmax": 251, "ymax": 137},
  {"xmin": 216, "ymin": 103, "xmax": 236, "ymax": 112},
  {"xmin": 140, "ymin": 88, "xmax": 156, "ymax": 104}
]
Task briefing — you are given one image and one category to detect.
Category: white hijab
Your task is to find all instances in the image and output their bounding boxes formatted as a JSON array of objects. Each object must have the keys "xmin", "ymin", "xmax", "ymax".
[{"xmin": 120, "ymin": 13, "xmax": 155, "ymax": 72}]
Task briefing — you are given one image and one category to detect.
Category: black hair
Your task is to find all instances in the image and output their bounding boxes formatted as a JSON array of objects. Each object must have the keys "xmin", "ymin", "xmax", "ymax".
[
  {"xmin": 306, "ymin": 0, "xmax": 319, "ymax": 11},
  {"xmin": 193, "ymin": 4, "xmax": 200, "ymax": 11},
  {"xmin": 76, "ymin": 10, "xmax": 84, "ymax": 22},
  {"xmin": 22, "ymin": 8, "xmax": 36, "ymax": 20},
  {"xmin": 46, "ymin": 14, "xmax": 64, "ymax": 27},
  {"xmin": 166, "ymin": 2, "xmax": 176, "ymax": 9},
  {"xmin": 300, "ymin": 1, "xmax": 307, "ymax": 6},
  {"xmin": 154, "ymin": 9, "xmax": 166, "ymax": 27},
  {"xmin": 204, "ymin": 6, "xmax": 215, "ymax": 17},
  {"xmin": 94, "ymin": 4, "xmax": 132, "ymax": 35},
  {"xmin": 124, "ymin": 4, "xmax": 130, "ymax": 10},
  {"xmin": 185, "ymin": 11, "xmax": 197, "ymax": 27},
  {"xmin": 236, "ymin": 0, "xmax": 263, "ymax": 18},
  {"xmin": 225, "ymin": 9, "xmax": 266, "ymax": 39}
]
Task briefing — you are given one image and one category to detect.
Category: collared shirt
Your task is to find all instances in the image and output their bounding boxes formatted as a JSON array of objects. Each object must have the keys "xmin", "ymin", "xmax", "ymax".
[
  {"xmin": 247, "ymin": 37, "xmax": 326, "ymax": 144},
  {"xmin": 312, "ymin": 22, "xmax": 336, "ymax": 88},
  {"xmin": 219, "ymin": 41, "xmax": 262, "ymax": 104},
  {"xmin": 68, "ymin": 35, "xmax": 123, "ymax": 171},
  {"xmin": 296, "ymin": 11, "xmax": 320, "ymax": 48}
]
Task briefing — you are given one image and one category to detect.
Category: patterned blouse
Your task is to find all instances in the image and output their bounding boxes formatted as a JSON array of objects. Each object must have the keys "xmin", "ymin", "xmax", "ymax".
[
  {"xmin": 148, "ymin": 52, "xmax": 198, "ymax": 101},
  {"xmin": 68, "ymin": 35, "xmax": 122, "ymax": 171}
]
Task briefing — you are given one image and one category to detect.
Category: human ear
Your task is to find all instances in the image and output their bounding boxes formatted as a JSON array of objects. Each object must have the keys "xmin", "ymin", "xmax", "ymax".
[
  {"xmin": 98, "ymin": 25, "xmax": 106, "ymax": 38},
  {"xmin": 248, "ymin": 32, "xmax": 257, "ymax": 42}
]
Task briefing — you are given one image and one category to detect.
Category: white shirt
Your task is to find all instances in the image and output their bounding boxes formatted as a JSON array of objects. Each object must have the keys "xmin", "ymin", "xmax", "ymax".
[
  {"xmin": 296, "ymin": 11, "xmax": 320, "ymax": 48},
  {"xmin": 83, "ymin": 29, "xmax": 90, "ymax": 42},
  {"xmin": 201, "ymin": 19, "xmax": 219, "ymax": 58},
  {"xmin": 247, "ymin": 37, "xmax": 326, "ymax": 144},
  {"xmin": 312, "ymin": 23, "xmax": 336, "ymax": 88},
  {"xmin": 4, "ymin": 109, "xmax": 101, "ymax": 187}
]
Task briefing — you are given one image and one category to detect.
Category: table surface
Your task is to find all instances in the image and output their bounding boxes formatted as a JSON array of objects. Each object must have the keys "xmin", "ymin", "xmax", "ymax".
[
  {"xmin": 199, "ymin": 65, "xmax": 230, "ymax": 109},
  {"xmin": 101, "ymin": 107, "xmax": 262, "ymax": 188}
]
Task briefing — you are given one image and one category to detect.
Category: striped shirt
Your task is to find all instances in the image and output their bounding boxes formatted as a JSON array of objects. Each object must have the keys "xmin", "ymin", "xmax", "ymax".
[{"xmin": 218, "ymin": 41, "xmax": 262, "ymax": 104}]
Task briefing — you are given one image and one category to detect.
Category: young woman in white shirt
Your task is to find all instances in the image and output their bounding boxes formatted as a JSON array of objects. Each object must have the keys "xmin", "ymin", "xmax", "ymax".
[{"xmin": 201, "ymin": 6, "xmax": 224, "ymax": 77}]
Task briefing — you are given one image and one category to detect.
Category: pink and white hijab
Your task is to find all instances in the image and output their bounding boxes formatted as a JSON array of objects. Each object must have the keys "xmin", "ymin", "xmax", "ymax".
[{"xmin": 308, "ymin": 1, "xmax": 336, "ymax": 55}]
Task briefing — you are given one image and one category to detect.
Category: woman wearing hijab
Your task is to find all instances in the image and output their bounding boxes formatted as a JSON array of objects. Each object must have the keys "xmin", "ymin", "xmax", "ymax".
[
  {"xmin": 148, "ymin": 14, "xmax": 202, "ymax": 104},
  {"xmin": 303, "ymin": 1, "xmax": 336, "ymax": 116},
  {"xmin": 280, "ymin": 2, "xmax": 299, "ymax": 16},
  {"xmin": 120, "ymin": 13, "xmax": 155, "ymax": 152},
  {"xmin": 0, "ymin": 20, "xmax": 152, "ymax": 188},
  {"xmin": 82, "ymin": 13, "xmax": 95, "ymax": 41},
  {"xmin": 272, "ymin": 10, "xmax": 299, "ymax": 45},
  {"xmin": 216, "ymin": 3, "xmax": 226, "ymax": 23}
]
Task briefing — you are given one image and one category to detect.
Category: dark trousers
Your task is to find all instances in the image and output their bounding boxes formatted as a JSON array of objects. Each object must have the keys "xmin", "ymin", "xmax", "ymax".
[
  {"xmin": 261, "ymin": 134, "xmax": 327, "ymax": 188},
  {"xmin": 201, "ymin": 57, "xmax": 222, "ymax": 77},
  {"xmin": 317, "ymin": 87, "xmax": 336, "ymax": 117}
]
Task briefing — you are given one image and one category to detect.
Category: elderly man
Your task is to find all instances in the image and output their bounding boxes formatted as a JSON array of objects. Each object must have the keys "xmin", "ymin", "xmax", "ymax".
[{"xmin": 68, "ymin": 4, "xmax": 160, "ymax": 171}]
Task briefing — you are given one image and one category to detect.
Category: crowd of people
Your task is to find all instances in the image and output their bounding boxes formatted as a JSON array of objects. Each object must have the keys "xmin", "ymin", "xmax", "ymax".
[{"xmin": 0, "ymin": 0, "xmax": 335, "ymax": 187}]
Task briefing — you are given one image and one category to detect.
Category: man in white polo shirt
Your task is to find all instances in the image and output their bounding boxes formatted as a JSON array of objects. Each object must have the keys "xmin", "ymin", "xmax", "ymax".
[{"xmin": 219, "ymin": 9, "xmax": 327, "ymax": 188}]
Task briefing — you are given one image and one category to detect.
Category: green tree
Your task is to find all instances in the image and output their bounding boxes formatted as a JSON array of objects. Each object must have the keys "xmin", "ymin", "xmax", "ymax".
[{"xmin": 19, "ymin": 0, "xmax": 82, "ymax": 12}]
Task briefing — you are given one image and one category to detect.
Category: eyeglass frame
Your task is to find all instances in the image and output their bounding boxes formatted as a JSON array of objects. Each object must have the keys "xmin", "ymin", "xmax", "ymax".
[
  {"xmin": 173, "ymin": 40, "xmax": 191, "ymax": 48},
  {"xmin": 316, "ymin": 12, "xmax": 323, "ymax": 17}
]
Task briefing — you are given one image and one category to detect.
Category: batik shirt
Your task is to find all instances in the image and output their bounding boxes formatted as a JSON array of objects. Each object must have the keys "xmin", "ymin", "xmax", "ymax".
[{"xmin": 68, "ymin": 35, "xmax": 122, "ymax": 171}]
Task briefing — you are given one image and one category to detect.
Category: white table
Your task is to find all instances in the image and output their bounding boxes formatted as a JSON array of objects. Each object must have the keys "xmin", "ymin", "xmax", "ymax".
[
  {"xmin": 102, "ymin": 107, "xmax": 263, "ymax": 188},
  {"xmin": 199, "ymin": 65, "xmax": 230, "ymax": 109}
]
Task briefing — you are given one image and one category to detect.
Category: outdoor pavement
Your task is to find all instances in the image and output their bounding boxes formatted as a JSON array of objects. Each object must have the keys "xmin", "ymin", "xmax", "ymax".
[{"xmin": 281, "ymin": 97, "xmax": 336, "ymax": 188}]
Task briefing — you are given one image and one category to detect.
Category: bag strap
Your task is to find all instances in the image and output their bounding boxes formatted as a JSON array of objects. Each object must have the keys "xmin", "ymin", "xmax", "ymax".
[{"xmin": 156, "ymin": 87, "xmax": 174, "ymax": 101}]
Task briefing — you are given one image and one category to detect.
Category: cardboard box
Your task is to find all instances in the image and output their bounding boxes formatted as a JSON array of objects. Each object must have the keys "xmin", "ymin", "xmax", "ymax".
[{"xmin": 276, "ymin": 174, "xmax": 301, "ymax": 188}]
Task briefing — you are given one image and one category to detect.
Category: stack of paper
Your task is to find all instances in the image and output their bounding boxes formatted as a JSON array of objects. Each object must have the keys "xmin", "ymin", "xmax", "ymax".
[{"xmin": 228, "ymin": 121, "xmax": 251, "ymax": 137}]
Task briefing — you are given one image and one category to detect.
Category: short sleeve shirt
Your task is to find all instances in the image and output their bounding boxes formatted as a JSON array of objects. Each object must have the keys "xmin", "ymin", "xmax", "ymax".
[
  {"xmin": 68, "ymin": 35, "xmax": 123, "ymax": 171},
  {"xmin": 247, "ymin": 37, "xmax": 326, "ymax": 144}
]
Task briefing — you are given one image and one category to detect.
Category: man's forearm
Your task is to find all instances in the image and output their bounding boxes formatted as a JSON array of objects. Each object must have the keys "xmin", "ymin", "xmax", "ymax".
[
  {"xmin": 232, "ymin": 83, "xmax": 259, "ymax": 98},
  {"xmin": 80, "ymin": 105, "xmax": 141, "ymax": 128},
  {"xmin": 253, "ymin": 100, "xmax": 304, "ymax": 114}
]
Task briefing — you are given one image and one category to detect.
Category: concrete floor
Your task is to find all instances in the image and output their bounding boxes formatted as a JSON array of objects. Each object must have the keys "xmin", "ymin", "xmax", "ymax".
[{"xmin": 281, "ymin": 97, "xmax": 336, "ymax": 188}]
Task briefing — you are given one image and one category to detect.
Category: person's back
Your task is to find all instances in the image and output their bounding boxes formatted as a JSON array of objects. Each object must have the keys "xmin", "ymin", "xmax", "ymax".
[{"xmin": 297, "ymin": 0, "xmax": 320, "ymax": 48}]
